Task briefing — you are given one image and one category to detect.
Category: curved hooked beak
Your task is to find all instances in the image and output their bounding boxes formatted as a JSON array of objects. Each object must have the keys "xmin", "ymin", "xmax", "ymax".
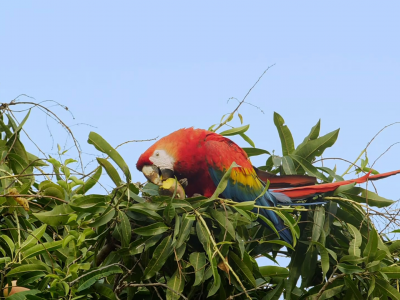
[{"xmin": 142, "ymin": 165, "xmax": 175, "ymax": 185}]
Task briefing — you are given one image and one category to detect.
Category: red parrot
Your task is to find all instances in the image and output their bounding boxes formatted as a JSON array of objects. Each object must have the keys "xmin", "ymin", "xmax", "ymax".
[{"xmin": 136, "ymin": 128, "xmax": 400, "ymax": 244}]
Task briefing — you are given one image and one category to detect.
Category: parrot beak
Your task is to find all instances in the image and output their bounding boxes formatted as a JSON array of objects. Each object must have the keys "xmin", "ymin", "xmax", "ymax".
[
  {"xmin": 142, "ymin": 165, "xmax": 175, "ymax": 185},
  {"xmin": 142, "ymin": 165, "xmax": 162, "ymax": 185}
]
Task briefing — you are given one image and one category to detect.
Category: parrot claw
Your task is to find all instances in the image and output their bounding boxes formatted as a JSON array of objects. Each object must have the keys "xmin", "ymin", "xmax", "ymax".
[{"xmin": 179, "ymin": 178, "xmax": 188, "ymax": 188}]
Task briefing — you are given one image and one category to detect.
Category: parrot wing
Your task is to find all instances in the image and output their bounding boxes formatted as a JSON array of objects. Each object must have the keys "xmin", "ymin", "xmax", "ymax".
[{"xmin": 204, "ymin": 134, "xmax": 293, "ymax": 243}]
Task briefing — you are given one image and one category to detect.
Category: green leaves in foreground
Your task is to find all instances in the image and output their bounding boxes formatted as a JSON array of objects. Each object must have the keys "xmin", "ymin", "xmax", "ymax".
[{"xmin": 2, "ymin": 107, "xmax": 400, "ymax": 299}]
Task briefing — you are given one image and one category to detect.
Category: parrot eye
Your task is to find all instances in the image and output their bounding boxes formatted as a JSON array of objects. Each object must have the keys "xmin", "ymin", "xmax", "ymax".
[{"xmin": 155, "ymin": 152, "xmax": 159, "ymax": 157}]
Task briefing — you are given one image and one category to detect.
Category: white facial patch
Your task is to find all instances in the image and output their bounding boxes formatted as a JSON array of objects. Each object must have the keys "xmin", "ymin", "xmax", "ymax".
[{"xmin": 149, "ymin": 149, "xmax": 175, "ymax": 170}]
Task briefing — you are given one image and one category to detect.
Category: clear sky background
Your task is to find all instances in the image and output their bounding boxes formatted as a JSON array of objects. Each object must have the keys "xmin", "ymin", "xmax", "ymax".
[{"xmin": 1, "ymin": 1, "xmax": 400, "ymax": 266}]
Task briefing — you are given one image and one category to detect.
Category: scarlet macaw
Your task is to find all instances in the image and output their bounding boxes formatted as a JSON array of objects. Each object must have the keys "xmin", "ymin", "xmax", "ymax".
[{"xmin": 136, "ymin": 128, "xmax": 400, "ymax": 244}]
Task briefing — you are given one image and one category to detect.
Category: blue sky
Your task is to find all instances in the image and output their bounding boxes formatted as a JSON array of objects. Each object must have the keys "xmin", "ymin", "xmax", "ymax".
[{"xmin": 1, "ymin": 2, "xmax": 400, "ymax": 265}]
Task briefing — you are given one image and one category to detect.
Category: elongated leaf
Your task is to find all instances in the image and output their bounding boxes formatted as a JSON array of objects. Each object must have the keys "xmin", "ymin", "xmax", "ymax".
[
  {"xmin": 347, "ymin": 223, "xmax": 362, "ymax": 257},
  {"xmin": 219, "ymin": 124, "xmax": 250, "ymax": 136},
  {"xmin": 74, "ymin": 166, "xmax": 102, "ymax": 194},
  {"xmin": 381, "ymin": 266, "xmax": 400, "ymax": 278},
  {"xmin": 282, "ymin": 156, "xmax": 296, "ymax": 175},
  {"xmin": 363, "ymin": 228, "xmax": 378, "ymax": 263},
  {"xmin": 88, "ymin": 132, "xmax": 131, "ymax": 181},
  {"xmin": 209, "ymin": 209, "xmax": 235, "ymax": 241},
  {"xmin": 344, "ymin": 276, "xmax": 363, "ymax": 300},
  {"xmin": 312, "ymin": 206, "xmax": 325, "ymax": 242},
  {"xmin": 90, "ymin": 207, "xmax": 116, "ymax": 227},
  {"xmin": 294, "ymin": 128, "xmax": 339, "ymax": 163},
  {"xmin": 340, "ymin": 187, "xmax": 394, "ymax": 208},
  {"xmin": 117, "ymin": 211, "xmax": 131, "ymax": 247},
  {"xmin": 22, "ymin": 240, "xmax": 63, "ymax": 259},
  {"xmin": 77, "ymin": 265, "xmax": 122, "ymax": 292},
  {"xmin": 337, "ymin": 263, "xmax": 363, "ymax": 274},
  {"xmin": 97, "ymin": 158, "xmax": 122, "ymax": 186},
  {"xmin": 290, "ymin": 154, "xmax": 329, "ymax": 181},
  {"xmin": 166, "ymin": 270, "xmax": 185, "ymax": 300},
  {"xmin": 375, "ymin": 278, "xmax": 400, "ymax": 300},
  {"xmin": 69, "ymin": 195, "xmax": 107, "ymax": 213},
  {"xmin": 273, "ymin": 112, "xmax": 295, "ymax": 156},
  {"xmin": 229, "ymin": 251, "xmax": 256, "ymax": 287},
  {"xmin": 143, "ymin": 235, "xmax": 173, "ymax": 280},
  {"xmin": 261, "ymin": 239, "xmax": 295, "ymax": 251},
  {"xmin": 129, "ymin": 203, "xmax": 163, "ymax": 221},
  {"xmin": 175, "ymin": 214, "xmax": 195, "ymax": 248},
  {"xmin": 242, "ymin": 148, "xmax": 271, "ymax": 157},
  {"xmin": 239, "ymin": 132, "xmax": 255, "ymax": 147},
  {"xmin": 134, "ymin": 222, "xmax": 169, "ymax": 236},
  {"xmin": 129, "ymin": 235, "xmax": 162, "ymax": 255},
  {"xmin": 33, "ymin": 204, "xmax": 74, "ymax": 226},
  {"xmin": 297, "ymin": 119, "xmax": 321, "ymax": 149},
  {"xmin": 0, "ymin": 235, "xmax": 15, "ymax": 258},
  {"xmin": 190, "ymin": 252, "xmax": 206, "ymax": 286},
  {"xmin": 7, "ymin": 264, "xmax": 50, "ymax": 276},
  {"xmin": 259, "ymin": 266, "xmax": 289, "ymax": 278}
]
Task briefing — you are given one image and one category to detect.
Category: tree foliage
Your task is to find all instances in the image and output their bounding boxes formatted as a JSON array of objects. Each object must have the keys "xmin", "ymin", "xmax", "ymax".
[{"xmin": 1, "ymin": 102, "xmax": 400, "ymax": 299}]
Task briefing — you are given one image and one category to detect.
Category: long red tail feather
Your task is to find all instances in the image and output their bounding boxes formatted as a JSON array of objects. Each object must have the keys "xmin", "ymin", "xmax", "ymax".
[
  {"xmin": 272, "ymin": 169, "xmax": 400, "ymax": 199},
  {"xmin": 255, "ymin": 167, "xmax": 317, "ymax": 188}
]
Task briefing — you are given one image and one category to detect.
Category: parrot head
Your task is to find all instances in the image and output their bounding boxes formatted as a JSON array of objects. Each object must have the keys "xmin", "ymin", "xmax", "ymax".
[{"xmin": 136, "ymin": 128, "xmax": 207, "ymax": 185}]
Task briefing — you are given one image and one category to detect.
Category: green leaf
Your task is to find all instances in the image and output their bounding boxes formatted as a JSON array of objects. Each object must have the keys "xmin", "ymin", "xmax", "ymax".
[
  {"xmin": 74, "ymin": 166, "xmax": 102, "ymax": 194},
  {"xmin": 297, "ymin": 119, "xmax": 321, "ymax": 149},
  {"xmin": 261, "ymin": 239, "xmax": 295, "ymax": 251},
  {"xmin": 77, "ymin": 265, "xmax": 122, "ymax": 292},
  {"xmin": 375, "ymin": 278, "xmax": 400, "ymax": 300},
  {"xmin": 209, "ymin": 209, "xmax": 236, "ymax": 241},
  {"xmin": 190, "ymin": 252, "xmax": 206, "ymax": 286},
  {"xmin": 340, "ymin": 187, "xmax": 394, "ymax": 208},
  {"xmin": 263, "ymin": 279, "xmax": 284, "ymax": 300},
  {"xmin": 337, "ymin": 263, "xmax": 364, "ymax": 274},
  {"xmin": 129, "ymin": 203, "xmax": 163, "ymax": 221},
  {"xmin": 340, "ymin": 255, "xmax": 365, "ymax": 265},
  {"xmin": 88, "ymin": 132, "xmax": 131, "ymax": 181},
  {"xmin": 229, "ymin": 251, "xmax": 256, "ymax": 287},
  {"xmin": 175, "ymin": 214, "xmax": 195, "ymax": 248},
  {"xmin": 96, "ymin": 158, "xmax": 122, "ymax": 186},
  {"xmin": 294, "ymin": 128, "xmax": 339, "ymax": 162},
  {"xmin": 344, "ymin": 276, "xmax": 363, "ymax": 300},
  {"xmin": 69, "ymin": 194, "xmax": 107, "ymax": 213},
  {"xmin": 282, "ymin": 155, "xmax": 296, "ymax": 175},
  {"xmin": 242, "ymin": 147, "xmax": 271, "ymax": 157},
  {"xmin": 363, "ymin": 228, "xmax": 378, "ymax": 263},
  {"xmin": 129, "ymin": 235, "xmax": 163, "ymax": 255},
  {"xmin": 273, "ymin": 112, "xmax": 295, "ymax": 156},
  {"xmin": 22, "ymin": 240, "xmax": 63, "ymax": 259},
  {"xmin": 33, "ymin": 204, "xmax": 74, "ymax": 226},
  {"xmin": 117, "ymin": 211, "xmax": 131, "ymax": 247},
  {"xmin": 134, "ymin": 222, "xmax": 169, "ymax": 236},
  {"xmin": 259, "ymin": 266, "xmax": 289, "ymax": 278},
  {"xmin": 381, "ymin": 266, "xmax": 400, "ymax": 278},
  {"xmin": 6, "ymin": 264, "xmax": 50, "ymax": 276},
  {"xmin": 143, "ymin": 235, "xmax": 173, "ymax": 280},
  {"xmin": 90, "ymin": 207, "xmax": 116, "ymax": 227},
  {"xmin": 368, "ymin": 276, "xmax": 375, "ymax": 298},
  {"xmin": 239, "ymin": 132, "xmax": 255, "ymax": 147},
  {"xmin": 166, "ymin": 270, "xmax": 185, "ymax": 300},
  {"xmin": 347, "ymin": 223, "xmax": 362, "ymax": 257},
  {"xmin": 318, "ymin": 244, "xmax": 330, "ymax": 280},
  {"xmin": 290, "ymin": 154, "xmax": 329, "ymax": 181},
  {"xmin": 209, "ymin": 162, "xmax": 239, "ymax": 200},
  {"xmin": 219, "ymin": 124, "xmax": 250, "ymax": 136},
  {"xmin": 0, "ymin": 235, "xmax": 15, "ymax": 255},
  {"xmin": 312, "ymin": 206, "xmax": 325, "ymax": 242}
]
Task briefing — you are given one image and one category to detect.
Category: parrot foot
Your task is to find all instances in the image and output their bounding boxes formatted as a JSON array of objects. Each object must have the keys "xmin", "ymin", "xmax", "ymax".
[{"xmin": 192, "ymin": 193, "xmax": 203, "ymax": 197}]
